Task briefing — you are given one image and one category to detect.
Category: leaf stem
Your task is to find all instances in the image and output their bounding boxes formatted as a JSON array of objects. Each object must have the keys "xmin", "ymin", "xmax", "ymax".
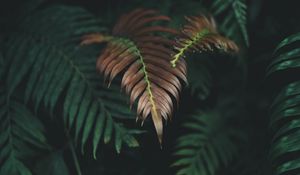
[
  {"xmin": 170, "ymin": 29, "xmax": 210, "ymax": 67},
  {"xmin": 66, "ymin": 131, "xmax": 82, "ymax": 175}
]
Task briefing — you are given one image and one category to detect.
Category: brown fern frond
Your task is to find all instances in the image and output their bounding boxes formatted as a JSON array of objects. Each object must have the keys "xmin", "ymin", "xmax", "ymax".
[
  {"xmin": 81, "ymin": 9, "xmax": 187, "ymax": 145},
  {"xmin": 170, "ymin": 15, "xmax": 239, "ymax": 67}
]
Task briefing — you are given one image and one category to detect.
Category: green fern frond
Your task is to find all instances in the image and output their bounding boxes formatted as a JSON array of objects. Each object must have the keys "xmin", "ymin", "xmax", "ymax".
[
  {"xmin": 172, "ymin": 109, "xmax": 240, "ymax": 175},
  {"xmin": 211, "ymin": 0, "xmax": 249, "ymax": 46},
  {"xmin": 0, "ymin": 86, "xmax": 49, "ymax": 175},
  {"xmin": 266, "ymin": 32, "xmax": 300, "ymax": 77},
  {"xmin": 269, "ymin": 81, "xmax": 300, "ymax": 175},
  {"xmin": 4, "ymin": 5, "xmax": 138, "ymax": 157},
  {"xmin": 266, "ymin": 33, "xmax": 300, "ymax": 175}
]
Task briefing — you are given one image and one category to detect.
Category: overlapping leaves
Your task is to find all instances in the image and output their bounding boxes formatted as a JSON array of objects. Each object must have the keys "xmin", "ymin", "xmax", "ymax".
[
  {"xmin": 82, "ymin": 9, "xmax": 187, "ymax": 144},
  {"xmin": 0, "ymin": 86, "xmax": 49, "ymax": 175},
  {"xmin": 170, "ymin": 15, "xmax": 238, "ymax": 67},
  {"xmin": 269, "ymin": 81, "xmax": 300, "ymax": 175},
  {"xmin": 268, "ymin": 33, "xmax": 300, "ymax": 175},
  {"xmin": 211, "ymin": 0, "xmax": 248, "ymax": 46},
  {"xmin": 4, "ymin": 5, "xmax": 138, "ymax": 157}
]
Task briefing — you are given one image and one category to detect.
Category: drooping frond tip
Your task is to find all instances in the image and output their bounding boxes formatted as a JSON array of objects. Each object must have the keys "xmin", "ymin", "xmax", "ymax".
[
  {"xmin": 81, "ymin": 9, "xmax": 187, "ymax": 145},
  {"xmin": 170, "ymin": 15, "xmax": 239, "ymax": 67}
]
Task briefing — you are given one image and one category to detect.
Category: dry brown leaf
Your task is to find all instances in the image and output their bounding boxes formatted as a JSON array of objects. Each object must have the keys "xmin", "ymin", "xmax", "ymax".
[{"xmin": 81, "ymin": 9, "xmax": 187, "ymax": 145}]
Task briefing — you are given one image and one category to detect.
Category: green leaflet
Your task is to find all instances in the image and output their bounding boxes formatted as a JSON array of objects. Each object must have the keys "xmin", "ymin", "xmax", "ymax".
[
  {"xmin": 267, "ymin": 32, "xmax": 300, "ymax": 76},
  {"xmin": 275, "ymin": 158, "xmax": 300, "ymax": 175},
  {"xmin": 275, "ymin": 32, "xmax": 300, "ymax": 52}
]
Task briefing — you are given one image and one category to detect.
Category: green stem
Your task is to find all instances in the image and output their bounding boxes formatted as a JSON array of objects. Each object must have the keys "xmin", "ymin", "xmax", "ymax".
[
  {"xmin": 67, "ymin": 131, "xmax": 82, "ymax": 175},
  {"xmin": 170, "ymin": 29, "xmax": 210, "ymax": 67}
]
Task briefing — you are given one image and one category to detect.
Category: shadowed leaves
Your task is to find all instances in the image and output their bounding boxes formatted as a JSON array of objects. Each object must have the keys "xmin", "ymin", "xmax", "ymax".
[
  {"xmin": 211, "ymin": 0, "xmax": 249, "ymax": 46},
  {"xmin": 0, "ymin": 87, "xmax": 49, "ymax": 175},
  {"xmin": 267, "ymin": 33, "xmax": 300, "ymax": 175},
  {"xmin": 4, "ymin": 5, "xmax": 138, "ymax": 157},
  {"xmin": 172, "ymin": 109, "xmax": 240, "ymax": 175}
]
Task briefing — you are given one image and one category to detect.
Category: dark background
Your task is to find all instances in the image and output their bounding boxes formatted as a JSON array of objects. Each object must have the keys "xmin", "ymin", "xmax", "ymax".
[{"xmin": 1, "ymin": 0, "xmax": 300, "ymax": 175}]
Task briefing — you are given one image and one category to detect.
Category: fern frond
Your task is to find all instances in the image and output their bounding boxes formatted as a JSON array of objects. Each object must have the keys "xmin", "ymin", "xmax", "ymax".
[
  {"xmin": 269, "ymin": 81, "xmax": 300, "ymax": 175},
  {"xmin": 266, "ymin": 32, "xmax": 300, "ymax": 77},
  {"xmin": 4, "ymin": 5, "xmax": 138, "ymax": 157},
  {"xmin": 170, "ymin": 15, "xmax": 238, "ymax": 67},
  {"xmin": 267, "ymin": 33, "xmax": 300, "ymax": 175},
  {"xmin": 211, "ymin": 0, "xmax": 249, "ymax": 46},
  {"xmin": 172, "ymin": 110, "xmax": 240, "ymax": 175},
  {"xmin": 0, "ymin": 86, "xmax": 49, "ymax": 175},
  {"xmin": 82, "ymin": 9, "xmax": 187, "ymax": 144}
]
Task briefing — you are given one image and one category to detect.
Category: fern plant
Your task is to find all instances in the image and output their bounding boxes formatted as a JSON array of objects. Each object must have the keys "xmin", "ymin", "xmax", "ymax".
[
  {"xmin": 267, "ymin": 32, "xmax": 300, "ymax": 175},
  {"xmin": 171, "ymin": 98, "xmax": 243, "ymax": 175},
  {"xmin": 3, "ymin": 4, "xmax": 139, "ymax": 160},
  {"xmin": 1, "ymin": 0, "xmax": 299, "ymax": 175}
]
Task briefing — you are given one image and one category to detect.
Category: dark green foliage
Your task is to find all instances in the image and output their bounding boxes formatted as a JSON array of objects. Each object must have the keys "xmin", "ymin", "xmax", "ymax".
[
  {"xmin": 186, "ymin": 52, "xmax": 240, "ymax": 101},
  {"xmin": 34, "ymin": 151, "xmax": 70, "ymax": 175},
  {"xmin": 211, "ymin": 0, "xmax": 248, "ymax": 46},
  {"xmin": 4, "ymin": 5, "xmax": 138, "ymax": 158},
  {"xmin": 187, "ymin": 58, "xmax": 212, "ymax": 100},
  {"xmin": 266, "ymin": 32, "xmax": 300, "ymax": 76},
  {"xmin": 172, "ymin": 108, "xmax": 241, "ymax": 175},
  {"xmin": 0, "ymin": 86, "xmax": 49, "ymax": 175},
  {"xmin": 270, "ymin": 81, "xmax": 300, "ymax": 175},
  {"xmin": 267, "ymin": 33, "xmax": 300, "ymax": 175},
  {"xmin": 0, "ymin": 0, "xmax": 299, "ymax": 175}
]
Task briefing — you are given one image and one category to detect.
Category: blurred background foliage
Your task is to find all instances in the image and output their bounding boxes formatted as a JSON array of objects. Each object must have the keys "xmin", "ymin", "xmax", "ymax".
[{"xmin": 0, "ymin": 0, "xmax": 300, "ymax": 175}]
